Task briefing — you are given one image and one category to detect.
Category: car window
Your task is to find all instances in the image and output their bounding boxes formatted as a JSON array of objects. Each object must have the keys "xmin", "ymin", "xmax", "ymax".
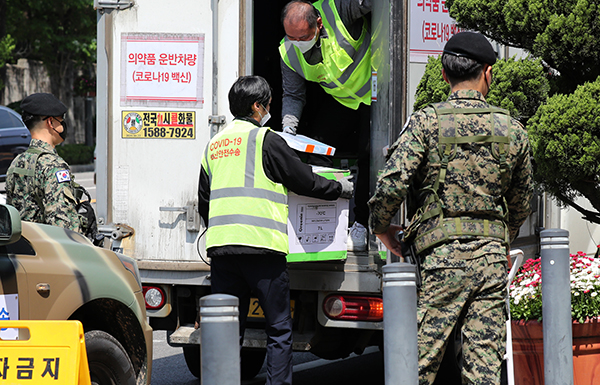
[
  {"xmin": 5, "ymin": 237, "xmax": 35, "ymax": 255},
  {"xmin": 0, "ymin": 109, "xmax": 25, "ymax": 129}
]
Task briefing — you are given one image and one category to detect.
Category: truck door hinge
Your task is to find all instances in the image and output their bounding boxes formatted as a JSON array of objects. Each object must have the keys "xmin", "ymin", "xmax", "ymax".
[
  {"xmin": 159, "ymin": 202, "xmax": 201, "ymax": 232},
  {"xmin": 94, "ymin": 0, "xmax": 134, "ymax": 11},
  {"xmin": 208, "ymin": 115, "xmax": 226, "ymax": 125}
]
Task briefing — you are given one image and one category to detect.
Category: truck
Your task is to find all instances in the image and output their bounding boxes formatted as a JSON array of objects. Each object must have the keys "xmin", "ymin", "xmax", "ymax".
[{"xmin": 93, "ymin": 0, "xmax": 600, "ymax": 380}]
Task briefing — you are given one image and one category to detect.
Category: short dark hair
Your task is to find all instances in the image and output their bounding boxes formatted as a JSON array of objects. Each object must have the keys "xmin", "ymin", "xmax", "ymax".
[
  {"xmin": 21, "ymin": 112, "xmax": 45, "ymax": 130},
  {"xmin": 228, "ymin": 76, "xmax": 272, "ymax": 118},
  {"xmin": 281, "ymin": 0, "xmax": 320, "ymax": 28},
  {"xmin": 441, "ymin": 53, "xmax": 485, "ymax": 84}
]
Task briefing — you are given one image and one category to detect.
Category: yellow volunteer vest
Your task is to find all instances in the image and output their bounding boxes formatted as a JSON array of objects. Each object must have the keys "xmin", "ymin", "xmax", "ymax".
[
  {"xmin": 279, "ymin": 0, "xmax": 372, "ymax": 110},
  {"xmin": 201, "ymin": 120, "xmax": 289, "ymax": 253}
]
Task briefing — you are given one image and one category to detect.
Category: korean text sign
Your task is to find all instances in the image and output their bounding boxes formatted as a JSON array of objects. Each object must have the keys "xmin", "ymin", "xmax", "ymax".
[
  {"xmin": 410, "ymin": 0, "xmax": 463, "ymax": 63},
  {"xmin": 0, "ymin": 321, "xmax": 91, "ymax": 384},
  {"xmin": 122, "ymin": 111, "xmax": 196, "ymax": 139},
  {"xmin": 121, "ymin": 33, "xmax": 205, "ymax": 107}
]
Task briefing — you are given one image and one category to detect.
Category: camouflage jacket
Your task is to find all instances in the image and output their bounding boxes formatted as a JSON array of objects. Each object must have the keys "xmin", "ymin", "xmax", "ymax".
[
  {"xmin": 6, "ymin": 139, "xmax": 83, "ymax": 233},
  {"xmin": 368, "ymin": 90, "xmax": 533, "ymax": 246}
]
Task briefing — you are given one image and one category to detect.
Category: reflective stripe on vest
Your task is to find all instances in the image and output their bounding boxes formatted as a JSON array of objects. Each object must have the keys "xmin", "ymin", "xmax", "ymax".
[
  {"xmin": 405, "ymin": 103, "xmax": 512, "ymax": 254},
  {"xmin": 279, "ymin": 0, "xmax": 372, "ymax": 109},
  {"xmin": 201, "ymin": 120, "xmax": 289, "ymax": 253}
]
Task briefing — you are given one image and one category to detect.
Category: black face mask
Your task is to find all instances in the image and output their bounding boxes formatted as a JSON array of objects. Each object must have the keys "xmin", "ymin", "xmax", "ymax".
[
  {"xmin": 46, "ymin": 117, "xmax": 68, "ymax": 140},
  {"xmin": 57, "ymin": 119, "xmax": 68, "ymax": 140}
]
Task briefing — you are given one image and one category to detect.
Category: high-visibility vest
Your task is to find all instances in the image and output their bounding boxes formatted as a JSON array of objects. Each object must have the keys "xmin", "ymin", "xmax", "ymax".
[
  {"xmin": 404, "ymin": 102, "xmax": 513, "ymax": 254},
  {"xmin": 201, "ymin": 120, "xmax": 289, "ymax": 254},
  {"xmin": 279, "ymin": 0, "xmax": 372, "ymax": 110}
]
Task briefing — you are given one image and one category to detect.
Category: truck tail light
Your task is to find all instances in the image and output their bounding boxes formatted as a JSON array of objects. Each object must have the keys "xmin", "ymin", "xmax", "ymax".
[
  {"xmin": 323, "ymin": 294, "xmax": 383, "ymax": 322},
  {"xmin": 142, "ymin": 286, "xmax": 166, "ymax": 310}
]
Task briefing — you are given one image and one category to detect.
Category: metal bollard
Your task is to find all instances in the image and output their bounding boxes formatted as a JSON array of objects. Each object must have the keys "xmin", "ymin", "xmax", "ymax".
[
  {"xmin": 200, "ymin": 294, "xmax": 241, "ymax": 385},
  {"xmin": 540, "ymin": 229, "xmax": 574, "ymax": 385},
  {"xmin": 382, "ymin": 262, "xmax": 419, "ymax": 385}
]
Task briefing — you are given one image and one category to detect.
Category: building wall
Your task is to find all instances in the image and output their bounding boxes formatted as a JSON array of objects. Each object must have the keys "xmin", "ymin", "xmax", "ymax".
[{"xmin": 0, "ymin": 58, "xmax": 95, "ymax": 146}]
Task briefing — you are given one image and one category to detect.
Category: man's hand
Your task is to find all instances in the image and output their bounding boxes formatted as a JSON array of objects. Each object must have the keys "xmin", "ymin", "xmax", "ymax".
[
  {"xmin": 374, "ymin": 224, "xmax": 404, "ymax": 258},
  {"xmin": 339, "ymin": 176, "xmax": 355, "ymax": 199},
  {"xmin": 283, "ymin": 126, "xmax": 297, "ymax": 135}
]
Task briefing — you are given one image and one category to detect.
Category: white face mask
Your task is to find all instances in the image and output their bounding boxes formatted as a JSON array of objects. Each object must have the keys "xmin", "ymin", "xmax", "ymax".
[
  {"xmin": 258, "ymin": 104, "xmax": 271, "ymax": 126},
  {"xmin": 291, "ymin": 29, "xmax": 318, "ymax": 54}
]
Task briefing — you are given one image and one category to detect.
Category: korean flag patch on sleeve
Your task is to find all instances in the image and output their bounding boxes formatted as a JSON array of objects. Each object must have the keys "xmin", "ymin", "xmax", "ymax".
[{"xmin": 55, "ymin": 170, "xmax": 71, "ymax": 183}]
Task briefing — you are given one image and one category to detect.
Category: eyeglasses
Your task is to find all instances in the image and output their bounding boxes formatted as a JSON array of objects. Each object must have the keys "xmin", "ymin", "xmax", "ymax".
[{"xmin": 44, "ymin": 116, "xmax": 68, "ymax": 131}]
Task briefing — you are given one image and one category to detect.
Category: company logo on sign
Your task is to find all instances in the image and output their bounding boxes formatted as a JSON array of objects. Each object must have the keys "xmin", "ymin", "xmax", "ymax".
[{"xmin": 123, "ymin": 112, "xmax": 143, "ymax": 134}]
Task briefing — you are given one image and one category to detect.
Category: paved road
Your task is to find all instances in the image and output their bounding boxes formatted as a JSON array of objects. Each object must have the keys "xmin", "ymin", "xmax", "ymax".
[
  {"xmin": 151, "ymin": 331, "xmax": 198, "ymax": 384},
  {"xmin": 151, "ymin": 329, "xmax": 383, "ymax": 385}
]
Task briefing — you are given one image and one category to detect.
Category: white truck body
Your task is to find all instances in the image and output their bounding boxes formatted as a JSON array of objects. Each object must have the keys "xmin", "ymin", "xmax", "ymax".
[
  {"xmin": 95, "ymin": 1, "xmax": 396, "ymax": 377},
  {"xmin": 95, "ymin": 0, "xmax": 599, "ymax": 379}
]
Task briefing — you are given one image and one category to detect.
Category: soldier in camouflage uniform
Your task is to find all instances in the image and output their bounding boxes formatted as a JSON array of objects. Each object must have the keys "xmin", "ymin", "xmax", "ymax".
[
  {"xmin": 6, "ymin": 93, "xmax": 82, "ymax": 233},
  {"xmin": 368, "ymin": 32, "xmax": 533, "ymax": 384}
]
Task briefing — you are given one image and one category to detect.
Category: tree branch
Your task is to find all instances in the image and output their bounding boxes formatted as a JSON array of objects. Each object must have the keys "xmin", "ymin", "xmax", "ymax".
[{"xmin": 553, "ymin": 191, "xmax": 600, "ymax": 225}]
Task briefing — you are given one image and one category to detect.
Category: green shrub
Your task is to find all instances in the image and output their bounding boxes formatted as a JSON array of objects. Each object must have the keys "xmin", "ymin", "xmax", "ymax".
[
  {"xmin": 527, "ymin": 76, "xmax": 600, "ymax": 211},
  {"xmin": 413, "ymin": 55, "xmax": 549, "ymax": 122},
  {"xmin": 413, "ymin": 55, "xmax": 448, "ymax": 111},
  {"xmin": 56, "ymin": 144, "xmax": 94, "ymax": 165}
]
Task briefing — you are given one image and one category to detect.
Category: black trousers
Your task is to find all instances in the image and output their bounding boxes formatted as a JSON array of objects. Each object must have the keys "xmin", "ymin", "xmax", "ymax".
[{"xmin": 211, "ymin": 254, "xmax": 293, "ymax": 385}]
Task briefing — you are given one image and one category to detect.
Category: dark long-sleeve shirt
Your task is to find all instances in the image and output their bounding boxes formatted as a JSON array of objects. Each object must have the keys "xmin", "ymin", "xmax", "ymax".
[{"xmin": 198, "ymin": 118, "xmax": 343, "ymax": 257}]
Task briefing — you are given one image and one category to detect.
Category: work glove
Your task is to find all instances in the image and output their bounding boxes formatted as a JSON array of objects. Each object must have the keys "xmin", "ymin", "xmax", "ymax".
[
  {"xmin": 283, "ymin": 126, "xmax": 297, "ymax": 135},
  {"xmin": 339, "ymin": 176, "xmax": 355, "ymax": 199}
]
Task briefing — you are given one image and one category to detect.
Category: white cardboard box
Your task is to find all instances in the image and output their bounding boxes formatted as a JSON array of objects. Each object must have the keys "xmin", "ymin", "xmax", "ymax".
[{"xmin": 286, "ymin": 168, "xmax": 349, "ymax": 262}]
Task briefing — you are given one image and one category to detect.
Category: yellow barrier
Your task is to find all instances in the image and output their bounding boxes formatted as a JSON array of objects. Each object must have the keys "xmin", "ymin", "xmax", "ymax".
[{"xmin": 0, "ymin": 320, "xmax": 91, "ymax": 385}]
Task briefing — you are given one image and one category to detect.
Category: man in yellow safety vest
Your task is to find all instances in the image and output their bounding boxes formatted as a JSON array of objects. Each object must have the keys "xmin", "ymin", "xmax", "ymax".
[
  {"xmin": 279, "ymin": 0, "xmax": 372, "ymax": 251},
  {"xmin": 198, "ymin": 75, "xmax": 354, "ymax": 385}
]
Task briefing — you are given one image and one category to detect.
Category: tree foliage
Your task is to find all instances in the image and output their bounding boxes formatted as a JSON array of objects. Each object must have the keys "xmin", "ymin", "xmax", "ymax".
[
  {"xmin": 413, "ymin": 55, "xmax": 549, "ymax": 123},
  {"xmin": 0, "ymin": 35, "xmax": 14, "ymax": 67},
  {"xmin": 445, "ymin": 0, "xmax": 600, "ymax": 94},
  {"xmin": 528, "ymin": 77, "xmax": 600, "ymax": 223},
  {"xmin": 2, "ymin": 0, "xmax": 96, "ymax": 97},
  {"xmin": 0, "ymin": 34, "xmax": 15, "ymax": 87},
  {"xmin": 443, "ymin": 0, "xmax": 600, "ymax": 224},
  {"xmin": 413, "ymin": 56, "xmax": 448, "ymax": 111}
]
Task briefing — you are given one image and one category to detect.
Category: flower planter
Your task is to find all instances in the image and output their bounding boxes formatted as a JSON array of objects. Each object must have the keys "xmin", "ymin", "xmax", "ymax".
[{"xmin": 512, "ymin": 318, "xmax": 600, "ymax": 385}]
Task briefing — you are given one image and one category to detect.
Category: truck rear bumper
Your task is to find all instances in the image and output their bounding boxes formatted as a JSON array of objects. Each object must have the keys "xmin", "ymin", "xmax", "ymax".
[{"xmin": 167, "ymin": 326, "xmax": 313, "ymax": 351}]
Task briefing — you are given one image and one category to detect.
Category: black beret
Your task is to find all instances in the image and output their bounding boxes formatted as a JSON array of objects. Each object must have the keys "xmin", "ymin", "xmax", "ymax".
[
  {"xmin": 20, "ymin": 93, "xmax": 67, "ymax": 117},
  {"xmin": 443, "ymin": 32, "xmax": 497, "ymax": 65}
]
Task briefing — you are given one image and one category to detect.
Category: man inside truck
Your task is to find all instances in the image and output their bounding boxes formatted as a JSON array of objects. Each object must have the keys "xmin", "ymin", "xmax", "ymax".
[
  {"xmin": 368, "ymin": 32, "xmax": 533, "ymax": 384},
  {"xmin": 279, "ymin": 0, "xmax": 372, "ymax": 251},
  {"xmin": 197, "ymin": 75, "xmax": 353, "ymax": 385}
]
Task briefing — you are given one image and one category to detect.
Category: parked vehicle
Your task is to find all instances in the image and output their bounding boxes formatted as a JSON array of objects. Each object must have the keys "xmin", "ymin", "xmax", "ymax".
[
  {"xmin": 0, "ymin": 106, "xmax": 31, "ymax": 181},
  {"xmin": 0, "ymin": 203, "xmax": 152, "ymax": 384}
]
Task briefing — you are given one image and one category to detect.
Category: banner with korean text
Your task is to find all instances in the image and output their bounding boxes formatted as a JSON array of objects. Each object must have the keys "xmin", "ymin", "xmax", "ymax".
[
  {"xmin": 121, "ymin": 33, "xmax": 205, "ymax": 107},
  {"xmin": 410, "ymin": 0, "xmax": 463, "ymax": 63}
]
